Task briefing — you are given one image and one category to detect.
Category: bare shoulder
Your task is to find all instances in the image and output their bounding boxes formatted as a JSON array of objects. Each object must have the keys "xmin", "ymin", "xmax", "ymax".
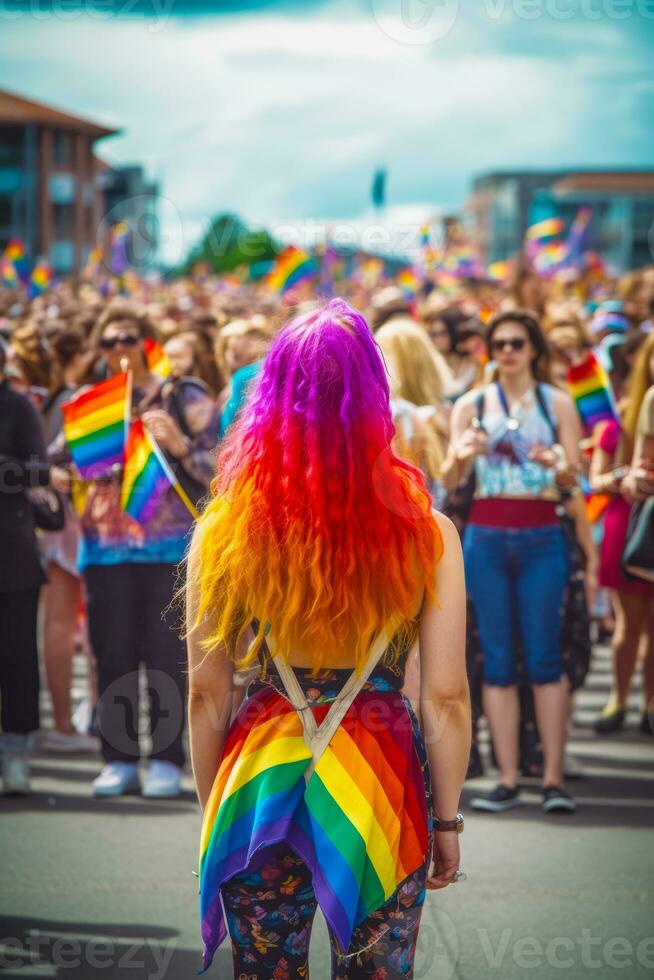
[
  {"xmin": 548, "ymin": 383, "xmax": 575, "ymax": 415},
  {"xmin": 452, "ymin": 388, "xmax": 481, "ymax": 414},
  {"xmin": 450, "ymin": 388, "xmax": 481, "ymax": 430},
  {"xmin": 431, "ymin": 509, "xmax": 463, "ymax": 556}
]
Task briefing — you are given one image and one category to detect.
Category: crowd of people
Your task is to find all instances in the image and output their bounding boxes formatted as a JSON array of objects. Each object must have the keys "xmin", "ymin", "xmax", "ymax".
[{"xmin": 0, "ymin": 254, "xmax": 653, "ymax": 810}]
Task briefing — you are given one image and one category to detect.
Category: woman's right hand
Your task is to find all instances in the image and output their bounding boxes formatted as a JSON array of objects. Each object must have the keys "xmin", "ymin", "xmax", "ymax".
[
  {"xmin": 455, "ymin": 427, "xmax": 487, "ymax": 465},
  {"xmin": 426, "ymin": 831, "xmax": 462, "ymax": 890},
  {"xmin": 50, "ymin": 465, "xmax": 72, "ymax": 493}
]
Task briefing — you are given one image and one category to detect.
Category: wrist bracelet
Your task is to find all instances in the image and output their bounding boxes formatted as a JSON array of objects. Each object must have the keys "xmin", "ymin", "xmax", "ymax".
[{"xmin": 434, "ymin": 812, "xmax": 464, "ymax": 833}]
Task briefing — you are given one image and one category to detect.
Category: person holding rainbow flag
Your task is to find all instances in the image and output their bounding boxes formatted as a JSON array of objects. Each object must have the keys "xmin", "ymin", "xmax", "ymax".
[{"xmin": 58, "ymin": 299, "xmax": 218, "ymax": 798}]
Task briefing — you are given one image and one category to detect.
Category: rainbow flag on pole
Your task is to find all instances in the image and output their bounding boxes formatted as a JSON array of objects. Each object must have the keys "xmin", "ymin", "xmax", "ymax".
[
  {"xmin": 566, "ymin": 352, "xmax": 618, "ymax": 433},
  {"xmin": 143, "ymin": 337, "xmax": 172, "ymax": 380},
  {"xmin": 29, "ymin": 259, "xmax": 53, "ymax": 298},
  {"xmin": 2, "ymin": 239, "xmax": 29, "ymax": 282},
  {"xmin": 266, "ymin": 246, "xmax": 317, "ymax": 294},
  {"xmin": 0, "ymin": 257, "xmax": 18, "ymax": 287},
  {"xmin": 525, "ymin": 217, "xmax": 565, "ymax": 244},
  {"xmin": 61, "ymin": 373, "xmax": 130, "ymax": 479},
  {"xmin": 121, "ymin": 417, "xmax": 174, "ymax": 523},
  {"xmin": 122, "ymin": 417, "xmax": 199, "ymax": 523}
]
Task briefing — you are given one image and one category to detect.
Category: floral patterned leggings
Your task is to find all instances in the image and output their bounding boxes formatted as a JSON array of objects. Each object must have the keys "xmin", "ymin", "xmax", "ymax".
[{"xmin": 222, "ymin": 843, "xmax": 429, "ymax": 979}]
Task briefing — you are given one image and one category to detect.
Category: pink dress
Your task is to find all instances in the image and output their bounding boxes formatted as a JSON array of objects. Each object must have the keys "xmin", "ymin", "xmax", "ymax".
[{"xmin": 598, "ymin": 420, "xmax": 654, "ymax": 595}]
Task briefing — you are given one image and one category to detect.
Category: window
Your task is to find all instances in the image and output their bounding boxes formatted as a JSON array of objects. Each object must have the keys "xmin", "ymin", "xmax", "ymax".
[
  {"xmin": 0, "ymin": 127, "xmax": 25, "ymax": 166},
  {"xmin": 51, "ymin": 239, "xmax": 74, "ymax": 274},
  {"xmin": 53, "ymin": 131, "xmax": 73, "ymax": 165},
  {"xmin": 0, "ymin": 194, "xmax": 11, "ymax": 228},
  {"xmin": 49, "ymin": 173, "xmax": 76, "ymax": 204},
  {"xmin": 53, "ymin": 202, "xmax": 74, "ymax": 236}
]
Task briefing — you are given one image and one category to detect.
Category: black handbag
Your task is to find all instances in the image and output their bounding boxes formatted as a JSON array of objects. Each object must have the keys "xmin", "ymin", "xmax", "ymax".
[
  {"xmin": 622, "ymin": 497, "xmax": 654, "ymax": 582},
  {"xmin": 27, "ymin": 487, "xmax": 66, "ymax": 532}
]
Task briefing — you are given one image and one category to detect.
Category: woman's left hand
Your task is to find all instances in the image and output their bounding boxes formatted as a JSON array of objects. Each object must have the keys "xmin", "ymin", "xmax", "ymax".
[
  {"xmin": 141, "ymin": 410, "xmax": 188, "ymax": 458},
  {"xmin": 584, "ymin": 563, "xmax": 598, "ymax": 611},
  {"xmin": 426, "ymin": 831, "xmax": 461, "ymax": 890},
  {"xmin": 528, "ymin": 444, "xmax": 559, "ymax": 469}
]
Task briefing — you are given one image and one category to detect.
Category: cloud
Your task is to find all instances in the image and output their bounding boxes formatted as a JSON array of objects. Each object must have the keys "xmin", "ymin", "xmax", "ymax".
[{"xmin": 1, "ymin": 4, "xmax": 652, "ymax": 264}]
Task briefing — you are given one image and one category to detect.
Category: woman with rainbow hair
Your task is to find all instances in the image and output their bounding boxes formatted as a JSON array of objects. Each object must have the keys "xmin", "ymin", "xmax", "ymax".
[{"xmin": 186, "ymin": 298, "xmax": 471, "ymax": 978}]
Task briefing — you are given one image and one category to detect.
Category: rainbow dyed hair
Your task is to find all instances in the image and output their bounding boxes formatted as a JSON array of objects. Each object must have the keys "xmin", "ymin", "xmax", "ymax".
[{"xmin": 191, "ymin": 298, "xmax": 443, "ymax": 672}]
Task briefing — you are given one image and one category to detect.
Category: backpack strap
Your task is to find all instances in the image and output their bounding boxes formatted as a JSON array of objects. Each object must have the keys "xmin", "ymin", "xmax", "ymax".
[
  {"xmin": 266, "ymin": 620, "xmax": 396, "ymax": 780},
  {"xmin": 473, "ymin": 388, "xmax": 486, "ymax": 428},
  {"xmin": 534, "ymin": 383, "xmax": 559, "ymax": 441}
]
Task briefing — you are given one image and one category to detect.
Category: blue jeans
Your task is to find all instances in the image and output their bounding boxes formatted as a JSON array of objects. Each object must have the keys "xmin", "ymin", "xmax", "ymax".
[{"xmin": 463, "ymin": 523, "xmax": 569, "ymax": 687}]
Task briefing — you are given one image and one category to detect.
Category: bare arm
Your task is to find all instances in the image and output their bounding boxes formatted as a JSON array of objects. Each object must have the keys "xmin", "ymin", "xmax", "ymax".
[
  {"xmin": 440, "ymin": 394, "xmax": 484, "ymax": 493},
  {"xmin": 552, "ymin": 389, "xmax": 582, "ymax": 472},
  {"xmin": 186, "ymin": 525, "xmax": 236, "ymax": 811},
  {"xmin": 419, "ymin": 511, "xmax": 471, "ymax": 888}
]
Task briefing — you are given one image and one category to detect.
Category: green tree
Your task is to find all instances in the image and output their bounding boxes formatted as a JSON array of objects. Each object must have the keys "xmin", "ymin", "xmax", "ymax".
[{"xmin": 180, "ymin": 213, "xmax": 278, "ymax": 275}]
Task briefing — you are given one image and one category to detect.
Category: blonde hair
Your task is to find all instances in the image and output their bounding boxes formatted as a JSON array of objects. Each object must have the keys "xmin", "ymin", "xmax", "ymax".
[
  {"xmin": 623, "ymin": 332, "xmax": 654, "ymax": 445},
  {"xmin": 375, "ymin": 317, "xmax": 451, "ymax": 478},
  {"xmin": 214, "ymin": 316, "xmax": 272, "ymax": 376},
  {"xmin": 376, "ymin": 317, "xmax": 453, "ymax": 405}
]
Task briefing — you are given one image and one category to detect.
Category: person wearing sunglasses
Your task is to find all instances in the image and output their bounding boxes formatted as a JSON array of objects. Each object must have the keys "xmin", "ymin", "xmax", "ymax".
[
  {"xmin": 442, "ymin": 310, "xmax": 582, "ymax": 815},
  {"xmin": 60, "ymin": 300, "xmax": 219, "ymax": 799}
]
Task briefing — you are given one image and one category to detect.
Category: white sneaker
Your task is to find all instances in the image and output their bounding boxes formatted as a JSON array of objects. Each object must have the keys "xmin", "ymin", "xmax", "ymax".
[
  {"xmin": 1, "ymin": 734, "xmax": 31, "ymax": 795},
  {"xmin": 92, "ymin": 762, "xmax": 140, "ymax": 797},
  {"xmin": 39, "ymin": 729, "xmax": 100, "ymax": 755},
  {"xmin": 142, "ymin": 760, "xmax": 183, "ymax": 799}
]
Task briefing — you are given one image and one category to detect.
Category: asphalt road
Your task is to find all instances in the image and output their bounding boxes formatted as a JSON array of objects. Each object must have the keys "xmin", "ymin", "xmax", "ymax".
[{"xmin": 1, "ymin": 643, "xmax": 652, "ymax": 980}]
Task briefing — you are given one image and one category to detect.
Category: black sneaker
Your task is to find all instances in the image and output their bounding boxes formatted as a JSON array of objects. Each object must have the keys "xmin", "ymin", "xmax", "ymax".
[
  {"xmin": 594, "ymin": 706, "xmax": 625, "ymax": 735},
  {"xmin": 542, "ymin": 785, "xmax": 576, "ymax": 814},
  {"xmin": 639, "ymin": 712, "xmax": 653, "ymax": 736},
  {"xmin": 470, "ymin": 784, "xmax": 521, "ymax": 812}
]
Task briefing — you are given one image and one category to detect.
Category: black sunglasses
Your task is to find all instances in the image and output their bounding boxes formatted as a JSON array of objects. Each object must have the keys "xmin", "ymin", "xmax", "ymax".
[
  {"xmin": 99, "ymin": 333, "xmax": 140, "ymax": 351},
  {"xmin": 491, "ymin": 338, "xmax": 527, "ymax": 354}
]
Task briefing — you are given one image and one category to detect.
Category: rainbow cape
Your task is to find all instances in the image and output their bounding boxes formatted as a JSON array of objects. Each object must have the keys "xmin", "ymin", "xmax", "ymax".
[
  {"xmin": 199, "ymin": 684, "xmax": 428, "ymax": 972},
  {"xmin": 267, "ymin": 246, "xmax": 317, "ymax": 294},
  {"xmin": 121, "ymin": 417, "xmax": 174, "ymax": 523},
  {"xmin": 143, "ymin": 337, "xmax": 172, "ymax": 380},
  {"xmin": 61, "ymin": 373, "xmax": 130, "ymax": 479},
  {"xmin": 566, "ymin": 352, "xmax": 618, "ymax": 432}
]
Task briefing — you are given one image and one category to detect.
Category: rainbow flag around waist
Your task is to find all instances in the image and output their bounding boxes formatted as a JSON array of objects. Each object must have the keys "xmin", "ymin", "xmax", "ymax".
[
  {"xmin": 566, "ymin": 352, "xmax": 618, "ymax": 432},
  {"xmin": 61, "ymin": 373, "xmax": 130, "ymax": 479},
  {"xmin": 198, "ymin": 686, "xmax": 428, "ymax": 972}
]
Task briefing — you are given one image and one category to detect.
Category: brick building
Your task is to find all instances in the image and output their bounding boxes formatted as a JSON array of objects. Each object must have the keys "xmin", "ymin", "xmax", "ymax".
[{"xmin": 0, "ymin": 88, "xmax": 118, "ymax": 274}]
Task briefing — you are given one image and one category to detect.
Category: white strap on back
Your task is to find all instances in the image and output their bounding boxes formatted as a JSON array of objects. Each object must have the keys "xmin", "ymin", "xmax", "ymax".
[{"xmin": 266, "ymin": 624, "xmax": 394, "ymax": 780}]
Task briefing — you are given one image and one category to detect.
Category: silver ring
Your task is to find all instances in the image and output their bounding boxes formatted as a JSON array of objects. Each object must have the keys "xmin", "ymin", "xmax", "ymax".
[{"xmin": 451, "ymin": 869, "xmax": 467, "ymax": 883}]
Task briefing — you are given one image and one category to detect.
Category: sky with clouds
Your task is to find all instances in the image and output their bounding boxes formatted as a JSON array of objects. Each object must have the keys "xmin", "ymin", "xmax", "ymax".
[{"xmin": 1, "ymin": 0, "xmax": 653, "ymax": 263}]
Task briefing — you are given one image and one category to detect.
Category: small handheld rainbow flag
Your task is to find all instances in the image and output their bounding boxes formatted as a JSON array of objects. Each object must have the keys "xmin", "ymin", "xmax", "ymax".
[
  {"xmin": 121, "ymin": 417, "xmax": 198, "ymax": 522},
  {"xmin": 29, "ymin": 259, "xmax": 53, "ymax": 298},
  {"xmin": 143, "ymin": 337, "xmax": 172, "ymax": 380},
  {"xmin": 2, "ymin": 239, "xmax": 29, "ymax": 282},
  {"xmin": 397, "ymin": 266, "xmax": 422, "ymax": 296},
  {"xmin": 266, "ymin": 246, "xmax": 317, "ymax": 294},
  {"xmin": 121, "ymin": 417, "xmax": 174, "ymax": 523},
  {"xmin": 61, "ymin": 373, "xmax": 130, "ymax": 479},
  {"xmin": 525, "ymin": 217, "xmax": 565, "ymax": 244},
  {"xmin": 566, "ymin": 352, "xmax": 618, "ymax": 433},
  {"xmin": 0, "ymin": 257, "xmax": 18, "ymax": 287},
  {"xmin": 487, "ymin": 260, "xmax": 513, "ymax": 282}
]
